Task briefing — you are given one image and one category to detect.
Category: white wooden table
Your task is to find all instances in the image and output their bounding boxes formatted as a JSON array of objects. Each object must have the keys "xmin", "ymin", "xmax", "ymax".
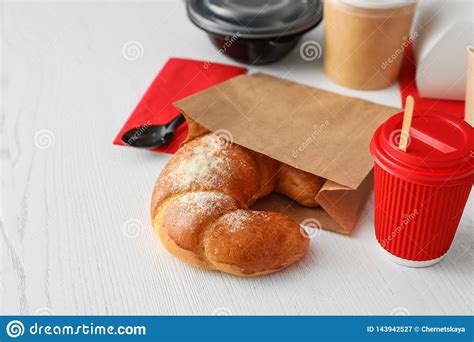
[{"xmin": 2, "ymin": 0, "xmax": 472, "ymax": 315}]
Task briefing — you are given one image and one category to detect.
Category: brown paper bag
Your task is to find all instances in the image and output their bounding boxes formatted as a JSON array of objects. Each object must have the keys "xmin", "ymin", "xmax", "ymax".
[{"xmin": 174, "ymin": 73, "xmax": 399, "ymax": 234}]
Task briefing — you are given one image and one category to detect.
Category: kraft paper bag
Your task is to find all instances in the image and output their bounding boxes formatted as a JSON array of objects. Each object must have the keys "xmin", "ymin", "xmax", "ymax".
[{"xmin": 174, "ymin": 73, "xmax": 399, "ymax": 234}]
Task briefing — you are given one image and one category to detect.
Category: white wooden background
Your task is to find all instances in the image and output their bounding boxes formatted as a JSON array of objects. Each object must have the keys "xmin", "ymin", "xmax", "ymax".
[{"xmin": 1, "ymin": 0, "xmax": 472, "ymax": 315}]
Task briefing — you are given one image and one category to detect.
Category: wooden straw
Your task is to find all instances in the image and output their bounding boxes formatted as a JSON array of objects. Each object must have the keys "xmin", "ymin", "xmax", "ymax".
[{"xmin": 399, "ymin": 95, "xmax": 414, "ymax": 152}]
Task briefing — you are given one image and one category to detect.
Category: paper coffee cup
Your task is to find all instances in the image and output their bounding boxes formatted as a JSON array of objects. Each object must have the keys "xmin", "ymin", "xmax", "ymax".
[
  {"xmin": 324, "ymin": 0, "xmax": 417, "ymax": 90},
  {"xmin": 370, "ymin": 111, "xmax": 473, "ymax": 267}
]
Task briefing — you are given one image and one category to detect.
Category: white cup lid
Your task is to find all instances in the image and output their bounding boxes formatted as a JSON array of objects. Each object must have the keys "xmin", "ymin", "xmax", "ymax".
[{"xmin": 338, "ymin": 0, "xmax": 417, "ymax": 9}]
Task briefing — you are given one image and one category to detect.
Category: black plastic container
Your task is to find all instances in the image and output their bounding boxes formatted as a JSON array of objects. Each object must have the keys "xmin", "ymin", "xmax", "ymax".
[{"xmin": 186, "ymin": 0, "xmax": 323, "ymax": 65}]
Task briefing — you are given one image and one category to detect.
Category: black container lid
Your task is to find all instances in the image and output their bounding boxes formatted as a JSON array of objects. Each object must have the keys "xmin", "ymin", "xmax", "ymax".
[{"xmin": 186, "ymin": 0, "xmax": 323, "ymax": 39}]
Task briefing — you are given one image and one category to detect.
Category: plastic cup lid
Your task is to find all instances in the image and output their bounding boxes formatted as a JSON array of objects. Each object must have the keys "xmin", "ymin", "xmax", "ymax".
[
  {"xmin": 186, "ymin": 0, "xmax": 323, "ymax": 39},
  {"xmin": 370, "ymin": 111, "xmax": 474, "ymax": 186},
  {"xmin": 337, "ymin": 0, "xmax": 417, "ymax": 9}
]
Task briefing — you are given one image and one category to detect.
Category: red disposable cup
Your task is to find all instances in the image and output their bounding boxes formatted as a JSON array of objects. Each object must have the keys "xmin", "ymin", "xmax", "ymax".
[{"xmin": 370, "ymin": 111, "xmax": 473, "ymax": 267}]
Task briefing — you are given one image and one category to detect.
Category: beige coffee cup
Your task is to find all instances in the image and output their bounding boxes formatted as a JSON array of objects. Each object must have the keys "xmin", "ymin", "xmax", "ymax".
[{"xmin": 324, "ymin": 0, "xmax": 417, "ymax": 90}]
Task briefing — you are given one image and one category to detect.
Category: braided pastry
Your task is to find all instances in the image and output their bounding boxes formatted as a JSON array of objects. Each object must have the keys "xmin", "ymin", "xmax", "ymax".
[{"xmin": 151, "ymin": 133, "xmax": 325, "ymax": 276}]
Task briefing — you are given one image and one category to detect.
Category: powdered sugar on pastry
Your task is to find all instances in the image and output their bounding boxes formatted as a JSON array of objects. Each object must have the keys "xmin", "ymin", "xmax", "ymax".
[
  {"xmin": 164, "ymin": 192, "xmax": 238, "ymax": 241},
  {"xmin": 218, "ymin": 210, "xmax": 272, "ymax": 233},
  {"xmin": 220, "ymin": 210, "xmax": 253, "ymax": 233},
  {"xmin": 168, "ymin": 134, "xmax": 233, "ymax": 190},
  {"xmin": 176, "ymin": 191, "xmax": 235, "ymax": 215}
]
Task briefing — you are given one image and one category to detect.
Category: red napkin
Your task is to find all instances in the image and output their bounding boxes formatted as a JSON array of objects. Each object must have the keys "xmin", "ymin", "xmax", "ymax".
[
  {"xmin": 399, "ymin": 44, "xmax": 465, "ymax": 117},
  {"xmin": 114, "ymin": 58, "xmax": 247, "ymax": 153}
]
